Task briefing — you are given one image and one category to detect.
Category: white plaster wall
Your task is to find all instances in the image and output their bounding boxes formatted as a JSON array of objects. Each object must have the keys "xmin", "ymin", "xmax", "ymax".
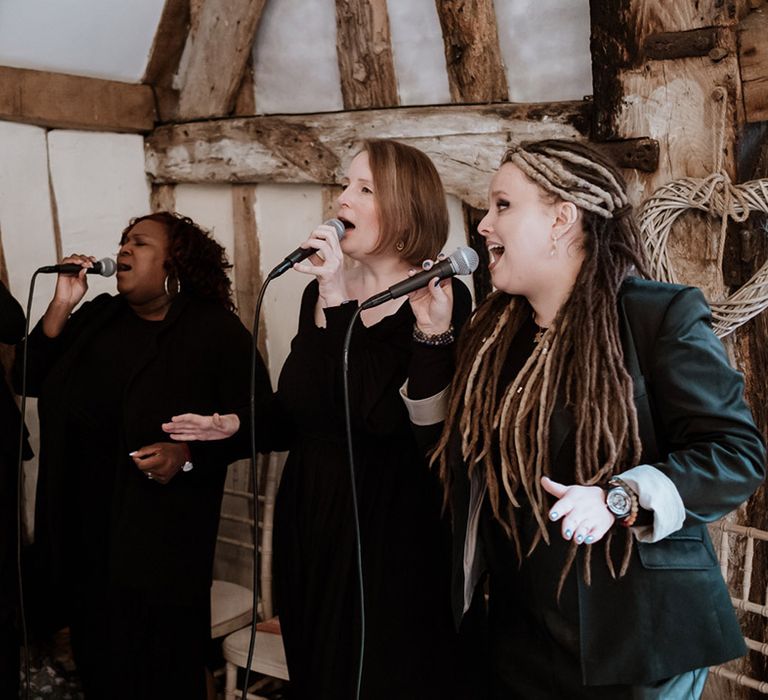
[
  {"xmin": 47, "ymin": 130, "xmax": 151, "ymax": 301},
  {"xmin": 252, "ymin": 0, "xmax": 343, "ymax": 115},
  {"xmin": 0, "ymin": 121, "xmax": 59, "ymax": 539},
  {"xmin": 255, "ymin": 184, "xmax": 323, "ymax": 383},
  {"xmin": 0, "ymin": 0, "xmax": 165, "ymax": 82},
  {"xmin": 173, "ymin": 184, "xmax": 237, "ymax": 289},
  {"xmin": 387, "ymin": 0, "xmax": 451, "ymax": 106},
  {"xmin": 0, "ymin": 122, "xmax": 58, "ymax": 324},
  {"xmin": 494, "ymin": 0, "xmax": 593, "ymax": 102}
]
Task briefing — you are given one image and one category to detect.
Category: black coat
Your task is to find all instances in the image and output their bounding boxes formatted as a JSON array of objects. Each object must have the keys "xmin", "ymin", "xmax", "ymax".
[
  {"xmin": 16, "ymin": 292, "xmax": 269, "ymax": 609},
  {"xmin": 1, "ymin": 280, "xmax": 30, "ymax": 610},
  {"xmin": 442, "ymin": 278, "xmax": 766, "ymax": 686}
]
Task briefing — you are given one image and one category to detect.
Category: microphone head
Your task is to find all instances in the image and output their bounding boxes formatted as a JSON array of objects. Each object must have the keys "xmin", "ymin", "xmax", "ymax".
[
  {"xmin": 324, "ymin": 218, "xmax": 346, "ymax": 241},
  {"xmin": 96, "ymin": 257, "xmax": 117, "ymax": 277},
  {"xmin": 448, "ymin": 246, "xmax": 480, "ymax": 276}
]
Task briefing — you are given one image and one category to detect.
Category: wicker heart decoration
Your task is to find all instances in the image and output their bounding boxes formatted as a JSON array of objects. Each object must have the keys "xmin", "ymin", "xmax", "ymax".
[{"xmin": 639, "ymin": 172, "xmax": 768, "ymax": 338}]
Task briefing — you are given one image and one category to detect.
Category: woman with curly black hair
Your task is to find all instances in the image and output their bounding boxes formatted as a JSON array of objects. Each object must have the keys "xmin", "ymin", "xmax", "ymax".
[{"xmin": 17, "ymin": 212, "xmax": 270, "ymax": 699}]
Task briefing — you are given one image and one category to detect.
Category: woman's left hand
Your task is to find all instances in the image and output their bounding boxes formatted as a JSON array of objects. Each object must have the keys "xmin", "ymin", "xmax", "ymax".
[
  {"xmin": 130, "ymin": 442, "xmax": 190, "ymax": 485},
  {"xmin": 541, "ymin": 476, "xmax": 615, "ymax": 545}
]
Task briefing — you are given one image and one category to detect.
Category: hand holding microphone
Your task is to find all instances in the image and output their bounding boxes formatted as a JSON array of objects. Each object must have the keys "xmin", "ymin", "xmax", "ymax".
[
  {"xmin": 362, "ymin": 246, "xmax": 478, "ymax": 334},
  {"xmin": 39, "ymin": 254, "xmax": 116, "ymax": 337},
  {"xmin": 278, "ymin": 219, "xmax": 350, "ymax": 308}
]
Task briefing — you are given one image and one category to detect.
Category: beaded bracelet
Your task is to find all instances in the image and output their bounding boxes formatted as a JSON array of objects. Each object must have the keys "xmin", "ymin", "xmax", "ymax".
[{"xmin": 413, "ymin": 323, "xmax": 455, "ymax": 346}]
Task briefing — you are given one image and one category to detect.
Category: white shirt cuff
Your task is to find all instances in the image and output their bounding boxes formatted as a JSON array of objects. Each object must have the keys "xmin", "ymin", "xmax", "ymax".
[
  {"xmin": 399, "ymin": 380, "xmax": 449, "ymax": 426},
  {"xmin": 620, "ymin": 464, "xmax": 686, "ymax": 543}
]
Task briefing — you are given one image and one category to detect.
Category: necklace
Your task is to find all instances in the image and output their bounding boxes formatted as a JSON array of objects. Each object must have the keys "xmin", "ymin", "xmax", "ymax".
[{"xmin": 532, "ymin": 314, "xmax": 548, "ymax": 344}]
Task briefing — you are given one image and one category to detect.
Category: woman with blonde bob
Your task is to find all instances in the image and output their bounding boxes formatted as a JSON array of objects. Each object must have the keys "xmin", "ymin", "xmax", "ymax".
[
  {"xmin": 403, "ymin": 139, "xmax": 765, "ymax": 698},
  {"xmin": 165, "ymin": 139, "xmax": 473, "ymax": 699}
]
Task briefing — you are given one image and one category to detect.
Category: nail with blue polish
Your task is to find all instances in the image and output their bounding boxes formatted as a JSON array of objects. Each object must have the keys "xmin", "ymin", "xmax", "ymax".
[
  {"xmin": 549, "ymin": 511, "xmax": 558, "ymax": 521},
  {"xmin": 585, "ymin": 535, "xmax": 594, "ymax": 544},
  {"xmin": 576, "ymin": 534, "xmax": 584, "ymax": 544},
  {"xmin": 565, "ymin": 529, "xmax": 572, "ymax": 539}
]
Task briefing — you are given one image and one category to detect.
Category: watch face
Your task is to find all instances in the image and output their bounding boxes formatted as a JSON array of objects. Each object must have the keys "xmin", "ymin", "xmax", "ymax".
[{"xmin": 606, "ymin": 487, "xmax": 631, "ymax": 517}]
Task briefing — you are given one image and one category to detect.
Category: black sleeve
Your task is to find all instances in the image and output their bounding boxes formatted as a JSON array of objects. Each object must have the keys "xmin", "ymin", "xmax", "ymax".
[
  {"xmin": 408, "ymin": 279, "xmax": 473, "ymax": 400},
  {"xmin": 12, "ymin": 295, "xmax": 110, "ymax": 397},
  {"xmin": 186, "ymin": 311, "xmax": 276, "ymax": 467},
  {"xmin": 646, "ymin": 287, "xmax": 766, "ymax": 524},
  {"xmin": 0, "ymin": 280, "xmax": 26, "ymax": 344}
]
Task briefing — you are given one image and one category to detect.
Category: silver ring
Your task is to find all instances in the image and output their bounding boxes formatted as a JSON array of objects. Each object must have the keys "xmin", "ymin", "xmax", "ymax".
[{"xmin": 147, "ymin": 472, "xmax": 153, "ymax": 480}]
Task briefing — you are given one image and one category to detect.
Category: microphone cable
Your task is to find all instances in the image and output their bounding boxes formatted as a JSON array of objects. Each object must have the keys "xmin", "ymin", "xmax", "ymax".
[
  {"xmin": 15, "ymin": 270, "xmax": 41, "ymax": 700},
  {"xmin": 342, "ymin": 307, "xmax": 366, "ymax": 700},
  {"xmin": 240, "ymin": 277, "xmax": 270, "ymax": 700}
]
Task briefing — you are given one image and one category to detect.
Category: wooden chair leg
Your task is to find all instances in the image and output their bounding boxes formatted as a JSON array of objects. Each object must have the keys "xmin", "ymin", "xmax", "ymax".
[{"xmin": 225, "ymin": 662, "xmax": 237, "ymax": 700}]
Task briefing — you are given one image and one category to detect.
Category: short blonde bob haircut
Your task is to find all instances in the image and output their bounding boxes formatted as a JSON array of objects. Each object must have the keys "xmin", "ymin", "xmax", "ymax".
[{"xmin": 362, "ymin": 139, "xmax": 449, "ymax": 266}]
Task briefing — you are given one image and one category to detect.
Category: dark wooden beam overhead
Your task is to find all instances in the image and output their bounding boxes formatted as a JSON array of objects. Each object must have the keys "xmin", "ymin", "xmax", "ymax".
[
  {"xmin": 335, "ymin": 0, "xmax": 399, "ymax": 109},
  {"xmin": 177, "ymin": 0, "xmax": 267, "ymax": 120},
  {"xmin": 434, "ymin": 0, "xmax": 509, "ymax": 103},
  {"xmin": 143, "ymin": 0, "xmax": 191, "ymax": 86},
  {"xmin": 738, "ymin": 6, "xmax": 768, "ymax": 123},
  {"xmin": 0, "ymin": 65, "xmax": 156, "ymax": 133},
  {"xmin": 142, "ymin": 0, "xmax": 191, "ymax": 121}
]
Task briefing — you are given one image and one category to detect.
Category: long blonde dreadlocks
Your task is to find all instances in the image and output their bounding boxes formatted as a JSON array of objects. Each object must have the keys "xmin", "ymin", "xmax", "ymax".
[{"xmin": 432, "ymin": 140, "xmax": 649, "ymax": 591}]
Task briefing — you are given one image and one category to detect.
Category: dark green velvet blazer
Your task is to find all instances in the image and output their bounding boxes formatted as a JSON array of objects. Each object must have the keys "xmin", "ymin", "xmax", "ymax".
[{"xmin": 445, "ymin": 277, "xmax": 766, "ymax": 686}]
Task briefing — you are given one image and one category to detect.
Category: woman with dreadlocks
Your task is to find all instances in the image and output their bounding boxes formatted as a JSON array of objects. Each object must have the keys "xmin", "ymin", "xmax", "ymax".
[{"xmin": 403, "ymin": 139, "xmax": 765, "ymax": 698}]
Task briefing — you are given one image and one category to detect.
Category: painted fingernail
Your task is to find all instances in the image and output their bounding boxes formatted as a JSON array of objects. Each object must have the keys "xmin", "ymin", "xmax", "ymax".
[
  {"xmin": 585, "ymin": 535, "xmax": 594, "ymax": 544},
  {"xmin": 565, "ymin": 529, "xmax": 572, "ymax": 539},
  {"xmin": 549, "ymin": 511, "xmax": 558, "ymax": 520},
  {"xmin": 576, "ymin": 534, "xmax": 584, "ymax": 544}
]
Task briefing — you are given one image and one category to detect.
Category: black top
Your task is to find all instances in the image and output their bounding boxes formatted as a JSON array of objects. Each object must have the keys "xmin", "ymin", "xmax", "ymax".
[
  {"xmin": 16, "ymin": 293, "xmax": 266, "ymax": 609},
  {"xmin": 271, "ymin": 279, "xmax": 474, "ymax": 699}
]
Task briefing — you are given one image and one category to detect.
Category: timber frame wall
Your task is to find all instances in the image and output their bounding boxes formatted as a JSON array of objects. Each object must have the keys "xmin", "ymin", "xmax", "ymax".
[{"xmin": 1, "ymin": 1, "xmax": 768, "ymax": 696}]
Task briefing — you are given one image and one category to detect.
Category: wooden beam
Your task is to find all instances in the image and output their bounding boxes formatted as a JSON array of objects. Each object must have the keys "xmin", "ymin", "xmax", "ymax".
[
  {"xmin": 434, "ymin": 0, "xmax": 508, "ymax": 103},
  {"xmin": 177, "ymin": 0, "xmax": 267, "ymax": 120},
  {"xmin": 150, "ymin": 184, "xmax": 176, "ymax": 213},
  {"xmin": 142, "ymin": 0, "xmax": 191, "ymax": 122},
  {"xmin": 738, "ymin": 7, "xmax": 768, "ymax": 123},
  {"xmin": 335, "ymin": 0, "xmax": 399, "ymax": 109},
  {"xmin": 143, "ymin": 0, "xmax": 190, "ymax": 86},
  {"xmin": 462, "ymin": 203, "xmax": 492, "ymax": 302},
  {"xmin": 0, "ymin": 66, "xmax": 155, "ymax": 133},
  {"xmin": 232, "ymin": 186, "xmax": 267, "ymax": 356},
  {"xmin": 146, "ymin": 101, "xmax": 591, "ymax": 209}
]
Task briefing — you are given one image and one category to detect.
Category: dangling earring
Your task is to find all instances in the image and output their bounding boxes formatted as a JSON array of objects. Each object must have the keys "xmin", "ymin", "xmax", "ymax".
[
  {"xmin": 395, "ymin": 240, "xmax": 405, "ymax": 253},
  {"xmin": 164, "ymin": 274, "xmax": 181, "ymax": 297},
  {"xmin": 549, "ymin": 235, "xmax": 559, "ymax": 258}
]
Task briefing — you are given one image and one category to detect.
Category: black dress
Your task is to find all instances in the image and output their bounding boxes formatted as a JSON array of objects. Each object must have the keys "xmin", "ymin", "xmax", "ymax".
[
  {"xmin": 17, "ymin": 293, "xmax": 262, "ymax": 700},
  {"xmin": 272, "ymin": 280, "xmax": 472, "ymax": 700}
]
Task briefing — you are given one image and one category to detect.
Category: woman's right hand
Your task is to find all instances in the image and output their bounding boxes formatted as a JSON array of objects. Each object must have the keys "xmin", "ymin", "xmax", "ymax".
[
  {"xmin": 408, "ymin": 257, "xmax": 454, "ymax": 335},
  {"xmin": 162, "ymin": 412, "xmax": 240, "ymax": 441},
  {"xmin": 292, "ymin": 222, "xmax": 348, "ymax": 307},
  {"xmin": 53, "ymin": 254, "xmax": 95, "ymax": 308},
  {"xmin": 42, "ymin": 254, "xmax": 96, "ymax": 338}
]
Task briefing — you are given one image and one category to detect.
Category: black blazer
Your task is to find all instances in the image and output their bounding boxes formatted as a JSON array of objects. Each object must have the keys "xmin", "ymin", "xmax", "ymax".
[
  {"xmin": 16, "ymin": 293, "xmax": 270, "ymax": 608},
  {"xmin": 444, "ymin": 278, "xmax": 766, "ymax": 686}
]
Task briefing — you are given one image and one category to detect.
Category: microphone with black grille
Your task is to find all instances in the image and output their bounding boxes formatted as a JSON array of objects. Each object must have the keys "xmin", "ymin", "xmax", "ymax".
[
  {"xmin": 360, "ymin": 246, "xmax": 479, "ymax": 310},
  {"xmin": 37, "ymin": 258, "xmax": 117, "ymax": 277}
]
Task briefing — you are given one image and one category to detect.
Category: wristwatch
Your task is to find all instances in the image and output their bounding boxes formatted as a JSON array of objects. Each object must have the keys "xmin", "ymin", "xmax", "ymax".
[{"xmin": 605, "ymin": 477, "xmax": 638, "ymax": 526}]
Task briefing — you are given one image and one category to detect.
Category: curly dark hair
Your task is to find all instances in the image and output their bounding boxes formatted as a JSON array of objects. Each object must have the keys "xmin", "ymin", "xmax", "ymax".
[{"xmin": 119, "ymin": 212, "xmax": 234, "ymax": 311}]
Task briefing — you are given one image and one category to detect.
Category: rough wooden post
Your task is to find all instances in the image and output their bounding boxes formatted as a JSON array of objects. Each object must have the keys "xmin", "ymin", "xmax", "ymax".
[
  {"xmin": 434, "ymin": 0, "xmax": 509, "ymax": 103},
  {"xmin": 335, "ymin": 0, "xmax": 399, "ymax": 109}
]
